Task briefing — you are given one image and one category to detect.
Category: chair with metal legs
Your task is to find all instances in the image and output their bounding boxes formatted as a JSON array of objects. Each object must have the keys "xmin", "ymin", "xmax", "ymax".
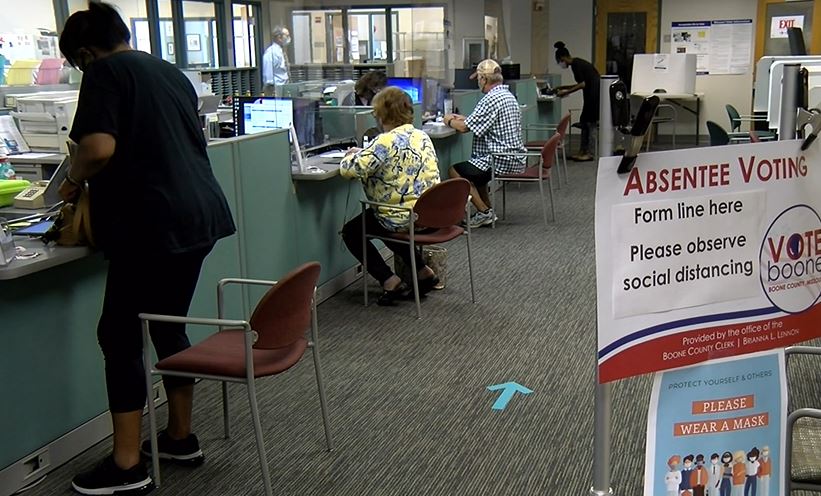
[
  {"xmin": 362, "ymin": 178, "xmax": 476, "ymax": 319},
  {"xmin": 140, "ymin": 262, "xmax": 333, "ymax": 496},
  {"xmin": 524, "ymin": 112, "xmax": 571, "ymax": 185},
  {"xmin": 490, "ymin": 133, "xmax": 560, "ymax": 228}
]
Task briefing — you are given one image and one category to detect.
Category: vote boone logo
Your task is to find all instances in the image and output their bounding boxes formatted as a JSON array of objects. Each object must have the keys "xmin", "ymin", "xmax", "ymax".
[{"xmin": 760, "ymin": 205, "xmax": 821, "ymax": 313}]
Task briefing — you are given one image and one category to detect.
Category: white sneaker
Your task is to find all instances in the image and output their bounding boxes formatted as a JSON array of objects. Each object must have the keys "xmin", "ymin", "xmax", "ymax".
[{"xmin": 469, "ymin": 209, "xmax": 496, "ymax": 228}]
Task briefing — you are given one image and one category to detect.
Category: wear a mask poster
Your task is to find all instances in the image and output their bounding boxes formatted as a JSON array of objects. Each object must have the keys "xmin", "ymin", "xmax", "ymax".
[{"xmin": 644, "ymin": 350, "xmax": 785, "ymax": 496}]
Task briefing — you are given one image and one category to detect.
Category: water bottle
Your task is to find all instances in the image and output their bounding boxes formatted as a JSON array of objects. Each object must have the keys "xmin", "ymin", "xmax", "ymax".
[{"xmin": 0, "ymin": 155, "xmax": 15, "ymax": 180}]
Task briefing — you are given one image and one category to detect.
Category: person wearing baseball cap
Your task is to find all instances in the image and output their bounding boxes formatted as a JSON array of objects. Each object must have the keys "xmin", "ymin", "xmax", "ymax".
[{"xmin": 443, "ymin": 58, "xmax": 526, "ymax": 228}]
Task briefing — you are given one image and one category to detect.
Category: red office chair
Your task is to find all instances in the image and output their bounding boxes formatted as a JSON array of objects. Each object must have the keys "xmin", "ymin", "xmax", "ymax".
[
  {"xmin": 140, "ymin": 262, "xmax": 333, "ymax": 496},
  {"xmin": 524, "ymin": 112, "xmax": 571, "ymax": 185},
  {"xmin": 491, "ymin": 133, "xmax": 560, "ymax": 228},
  {"xmin": 362, "ymin": 178, "xmax": 475, "ymax": 319}
]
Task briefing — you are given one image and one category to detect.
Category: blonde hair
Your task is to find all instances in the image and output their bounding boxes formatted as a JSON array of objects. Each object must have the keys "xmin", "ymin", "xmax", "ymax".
[{"xmin": 372, "ymin": 86, "xmax": 414, "ymax": 127}]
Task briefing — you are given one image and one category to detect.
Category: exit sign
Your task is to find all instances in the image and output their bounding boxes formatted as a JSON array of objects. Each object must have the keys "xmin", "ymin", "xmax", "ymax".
[{"xmin": 771, "ymin": 15, "xmax": 804, "ymax": 38}]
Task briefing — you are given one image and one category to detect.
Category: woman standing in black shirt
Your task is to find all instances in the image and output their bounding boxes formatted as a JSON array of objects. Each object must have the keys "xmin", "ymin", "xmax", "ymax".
[
  {"xmin": 554, "ymin": 41, "xmax": 600, "ymax": 161},
  {"xmin": 58, "ymin": 2, "xmax": 236, "ymax": 494}
]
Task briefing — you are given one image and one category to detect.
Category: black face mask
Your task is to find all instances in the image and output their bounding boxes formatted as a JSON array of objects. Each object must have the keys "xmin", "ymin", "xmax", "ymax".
[{"xmin": 75, "ymin": 48, "xmax": 95, "ymax": 72}]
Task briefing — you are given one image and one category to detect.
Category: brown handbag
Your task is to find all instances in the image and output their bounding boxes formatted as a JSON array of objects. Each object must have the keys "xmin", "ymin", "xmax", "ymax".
[{"xmin": 44, "ymin": 189, "xmax": 95, "ymax": 247}]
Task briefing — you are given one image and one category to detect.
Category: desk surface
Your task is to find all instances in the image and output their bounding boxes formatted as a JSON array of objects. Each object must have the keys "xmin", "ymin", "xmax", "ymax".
[
  {"xmin": 292, "ymin": 154, "xmax": 342, "ymax": 181},
  {"xmin": 632, "ymin": 92, "xmax": 704, "ymax": 100},
  {"xmin": 0, "ymin": 237, "xmax": 92, "ymax": 280},
  {"xmin": 423, "ymin": 124, "xmax": 457, "ymax": 139}
]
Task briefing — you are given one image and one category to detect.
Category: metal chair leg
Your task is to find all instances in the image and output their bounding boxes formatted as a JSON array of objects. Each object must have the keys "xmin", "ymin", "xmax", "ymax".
[
  {"xmin": 466, "ymin": 231, "xmax": 476, "ymax": 303},
  {"xmin": 141, "ymin": 323, "xmax": 161, "ymax": 487},
  {"xmin": 554, "ymin": 147, "xmax": 563, "ymax": 188},
  {"xmin": 222, "ymin": 382, "xmax": 230, "ymax": 439},
  {"xmin": 501, "ymin": 182, "xmax": 507, "ymax": 220},
  {"xmin": 409, "ymin": 242, "xmax": 421, "ymax": 319},
  {"xmin": 310, "ymin": 303, "xmax": 334, "ymax": 451},
  {"xmin": 247, "ymin": 380, "xmax": 273, "ymax": 496},
  {"xmin": 538, "ymin": 179, "xmax": 548, "ymax": 228},
  {"xmin": 361, "ymin": 207, "xmax": 368, "ymax": 307},
  {"xmin": 548, "ymin": 177, "xmax": 556, "ymax": 222}
]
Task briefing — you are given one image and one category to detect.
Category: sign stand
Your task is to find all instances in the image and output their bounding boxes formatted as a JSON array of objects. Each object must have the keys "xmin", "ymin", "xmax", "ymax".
[
  {"xmin": 779, "ymin": 63, "xmax": 800, "ymax": 140},
  {"xmin": 591, "ymin": 74, "xmax": 618, "ymax": 496}
]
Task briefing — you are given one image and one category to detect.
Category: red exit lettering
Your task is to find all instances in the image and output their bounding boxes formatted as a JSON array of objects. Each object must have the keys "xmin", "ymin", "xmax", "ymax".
[{"xmin": 780, "ymin": 20, "xmax": 796, "ymax": 29}]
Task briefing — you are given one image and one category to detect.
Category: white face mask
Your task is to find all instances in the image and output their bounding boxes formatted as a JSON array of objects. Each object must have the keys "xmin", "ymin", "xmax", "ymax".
[
  {"xmin": 559, "ymin": 61, "xmax": 568, "ymax": 69},
  {"xmin": 282, "ymin": 35, "xmax": 291, "ymax": 46}
]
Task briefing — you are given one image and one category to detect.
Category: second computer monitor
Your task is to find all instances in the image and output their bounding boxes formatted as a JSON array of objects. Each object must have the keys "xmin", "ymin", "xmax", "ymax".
[
  {"xmin": 387, "ymin": 77, "xmax": 424, "ymax": 104},
  {"xmin": 234, "ymin": 96, "xmax": 323, "ymax": 149}
]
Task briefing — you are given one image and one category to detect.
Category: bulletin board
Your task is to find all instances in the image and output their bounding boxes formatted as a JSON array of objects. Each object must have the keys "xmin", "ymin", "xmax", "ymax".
[{"xmin": 671, "ymin": 19, "xmax": 753, "ymax": 75}]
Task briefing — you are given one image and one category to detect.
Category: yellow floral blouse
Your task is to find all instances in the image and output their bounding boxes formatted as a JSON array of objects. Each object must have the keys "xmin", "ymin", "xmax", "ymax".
[{"xmin": 340, "ymin": 124, "xmax": 441, "ymax": 231}]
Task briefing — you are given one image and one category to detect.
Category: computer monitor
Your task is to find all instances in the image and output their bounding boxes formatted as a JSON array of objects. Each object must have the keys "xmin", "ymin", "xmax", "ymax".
[
  {"xmin": 387, "ymin": 77, "xmax": 424, "ymax": 104},
  {"xmin": 453, "ymin": 69, "xmax": 475, "ymax": 90},
  {"xmin": 291, "ymin": 97, "xmax": 323, "ymax": 150},
  {"xmin": 234, "ymin": 96, "xmax": 293, "ymax": 136}
]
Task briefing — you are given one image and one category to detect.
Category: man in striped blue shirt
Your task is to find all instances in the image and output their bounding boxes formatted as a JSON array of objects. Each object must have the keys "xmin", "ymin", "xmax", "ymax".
[{"xmin": 444, "ymin": 59, "xmax": 526, "ymax": 227}]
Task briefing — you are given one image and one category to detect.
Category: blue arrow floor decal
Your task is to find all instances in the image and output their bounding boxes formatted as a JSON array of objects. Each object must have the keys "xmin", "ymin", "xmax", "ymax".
[{"xmin": 486, "ymin": 382, "xmax": 533, "ymax": 410}]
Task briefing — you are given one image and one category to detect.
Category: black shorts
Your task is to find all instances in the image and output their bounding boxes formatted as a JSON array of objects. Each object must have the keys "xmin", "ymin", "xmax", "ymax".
[{"xmin": 452, "ymin": 161, "xmax": 492, "ymax": 187}]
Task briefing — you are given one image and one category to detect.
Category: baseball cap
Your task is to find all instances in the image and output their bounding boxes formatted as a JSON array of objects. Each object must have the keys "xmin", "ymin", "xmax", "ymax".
[{"xmin": 469, "ymin": 59, "xmax": 502, "ymax": 80}]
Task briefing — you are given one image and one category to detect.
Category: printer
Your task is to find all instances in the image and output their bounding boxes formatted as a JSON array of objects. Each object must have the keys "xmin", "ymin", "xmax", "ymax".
[{"xmin": 11, "ymin": 91, "xmax": 78, "ymax": 153}]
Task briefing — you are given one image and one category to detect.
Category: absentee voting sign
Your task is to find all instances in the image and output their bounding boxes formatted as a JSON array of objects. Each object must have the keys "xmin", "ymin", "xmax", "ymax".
[
  {"xmin": 644, "ymin": 350, "xmax": 785, "ymax": 496},
  {"xmin": 595, "ymin": 139, "xmax": 821, "ymax": 382}
]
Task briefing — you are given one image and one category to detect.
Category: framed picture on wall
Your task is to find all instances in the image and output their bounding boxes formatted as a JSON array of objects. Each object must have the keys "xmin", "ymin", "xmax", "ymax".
[
  {"xmin": 186, "ymin": 34, "xmax": 201, "ymax": 52},
  {"xmin": 167, "ymin": 42, "xmax": 174, "ymax": 56}
]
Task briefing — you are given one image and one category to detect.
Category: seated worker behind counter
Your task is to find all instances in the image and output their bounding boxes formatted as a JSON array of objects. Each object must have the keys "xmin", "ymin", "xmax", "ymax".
[
  {"xmin": 443, "ymin": 59, "xmax": 526, "ymax": 228},
  {"xmin": 342, "ymin": 70, "xmax": 387, "ymax": 106},
  {"xmin": 340, "ymin": 87, "xmax": 441, "ymax": 306}
]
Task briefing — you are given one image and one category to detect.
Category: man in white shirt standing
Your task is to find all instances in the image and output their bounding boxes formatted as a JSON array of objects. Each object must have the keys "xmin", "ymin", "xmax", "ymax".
[{"xmin": 262, "ymin": 25, "xmax": 290, "ymax": 96}]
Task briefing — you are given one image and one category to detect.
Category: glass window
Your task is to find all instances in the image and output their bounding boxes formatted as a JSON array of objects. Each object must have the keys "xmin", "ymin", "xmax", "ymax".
[
  {"xmin": 0, "ymin": 0, "xmax": 58, "ymax": 86},
  {"xmin": 292, "ymin": 10, "xmax": 342, "ymax": 65},
  {"xmin": 158, "ymin": 0, "xmax": 175, "ymax": 64},
  {"xmin": 68, "ymin": 0, "xmax": 151, "ymax": 52},
  {"xmin": 182, "ymin": 0, "xmax": 219, "ymax": 68},
  {"xmin": 233, "ymin": 3, "xmax": 259, "ymax": 68},
  {"xmin": 348, "ymin": 9, "xmax": 388, "ymax": 63},
  {"xmin": 391, "ymin": 7, "xmax": 445, "ymax": 79}
]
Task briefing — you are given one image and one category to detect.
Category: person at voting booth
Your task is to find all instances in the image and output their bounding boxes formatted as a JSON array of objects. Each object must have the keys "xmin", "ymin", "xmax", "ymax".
[
  {"xmin": 340, "ymin": 87, "xmax": 441, "ymax": 306},
  {"xmin": 553, "ymin": 41, "xmax": 600, "ymax": 161},
  {"xmin": 342, "ymin": 70, "xmax": 388, "ymax": 106},
  {"xmin": 57, "ymin": 2, "xmax": 235, "ymax": 494}
]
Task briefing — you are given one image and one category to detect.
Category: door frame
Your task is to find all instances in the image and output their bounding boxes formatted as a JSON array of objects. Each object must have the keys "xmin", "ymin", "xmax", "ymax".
[
  {"xmin": 594, "ymin": 0, "xmax": 661, "ymax": 73},
  {"xmin": 755, "ymin": 0, "xmax": 821, "ymax": 63}
]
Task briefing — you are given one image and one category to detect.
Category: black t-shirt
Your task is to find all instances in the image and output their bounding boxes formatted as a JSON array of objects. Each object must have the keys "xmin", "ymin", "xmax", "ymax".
[
  {"xmin": 69, "ymin": 51, "xmax": 235, "ymax": 257},
  {"xmin": 571, "ymin": 57, "xmax": 600, "ymax": 122}
]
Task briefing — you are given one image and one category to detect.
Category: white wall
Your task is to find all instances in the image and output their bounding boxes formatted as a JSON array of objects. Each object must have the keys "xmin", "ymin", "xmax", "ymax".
[
  {"xmin": 547, "ymin": 0, "xmax": 594, "ymax": 119},
  {"xmin": 504, "ymin": 0, "xmax": 532, "ymax": 74},
  {"xmin": 0, "ymin": 0, "xmax": 57, "ymax": 32},
  {"xmin": 659, "ymin": 0, "xmax": 758, "ymax": 136}
]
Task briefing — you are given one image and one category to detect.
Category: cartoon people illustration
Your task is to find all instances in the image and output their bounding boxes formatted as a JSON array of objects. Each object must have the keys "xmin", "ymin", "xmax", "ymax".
[
  {"xmin": 732, "ymin": 450, "xmax": 746, "ymax": 496},
  {"xmin": 744, "ymin": 447, "xmax": 760, "ymax": 496},
  {"xmin": 720, "ymin": 451, "xmax": 734, "ymax": 496},
  {"xmin": 757, "ymin": 446, "xmax": 771, "ymax": 496},
  {"xmin": 708, "ymin": 453, "xmax": 722, "ymax": 496},
  {"xmin": 681, "ymin": 454, "xmax": 695, "ymax": 494},
  {"xmin": 691, "ymin": 454, "xmax": 709, "ymax": 496},
  {"xmin": 666, "ymin": 455, "xmax": 683, "ymax": 496}
]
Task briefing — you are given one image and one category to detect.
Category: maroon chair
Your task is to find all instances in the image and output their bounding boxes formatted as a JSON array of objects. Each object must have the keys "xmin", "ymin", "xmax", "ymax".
[
  {"xmin": 525, "ymin": 113, "xmax": 571, "ymax": 185},
  {"xmin": 491, "ymin": 133, "xmax": 560, "ymax": 228},
  {"xmin": 140, "ymin": 262, "xmax": 333, "ymax": 496},
  {"xmin": 362, "ymin": 178, "xmax": 475, "ymax": 319}
]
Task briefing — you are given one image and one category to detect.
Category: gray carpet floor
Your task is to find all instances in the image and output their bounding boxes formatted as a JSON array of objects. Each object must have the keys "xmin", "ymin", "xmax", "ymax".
[{"xmin": 23, "ymin": 153, "xmax": 821, "ymax": 496}]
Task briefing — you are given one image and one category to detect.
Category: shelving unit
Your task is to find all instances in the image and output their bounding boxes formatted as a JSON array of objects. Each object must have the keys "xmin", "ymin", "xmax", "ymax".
[
  {"xmin": 201, "ymin": 67, "xmax": 259, "ymax": 98},
  {"xmin": 289, "ymin": 63, "xmax": 396, "ymax": 83}
]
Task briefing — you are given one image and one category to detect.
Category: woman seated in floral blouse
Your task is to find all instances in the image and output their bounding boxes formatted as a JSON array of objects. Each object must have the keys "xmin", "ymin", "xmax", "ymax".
[{"xmin": 340, "ymin": 86, "xmax": 441, "ymax": 306}]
